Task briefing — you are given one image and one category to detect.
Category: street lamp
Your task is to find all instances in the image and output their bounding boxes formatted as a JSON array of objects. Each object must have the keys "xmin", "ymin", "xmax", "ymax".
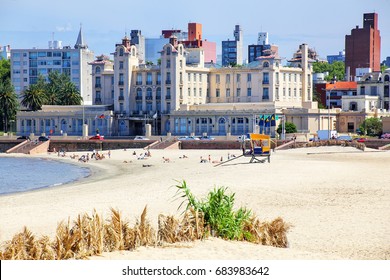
[{"xmin": 327, "ymin": 86, "xmax": 336, "ymax": 140}]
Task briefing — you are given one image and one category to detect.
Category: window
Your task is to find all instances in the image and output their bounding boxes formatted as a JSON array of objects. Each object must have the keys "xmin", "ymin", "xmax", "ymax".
[
  {"xmin": 166, "ymin": 47, "xmax": 171, "ymax": 55},
  {"xmin": 263, "ymin": 61, "xmax": 269, "ymax": 67},
  {"xmin": 247, "ymin": 73, "xmax": 251, "ymax": 82},
  {"xmin": 119, "ymin": 48, "xmax": 124, "ymax": 56},
  {"xmin": 263, "ymin": 88, "xmax": 269, "ymax": 100},
  {"xmin": 370, "ymin": 86, "xmax": 378, "ymax": 96},
  {"xmin": 188, "ymin": 73, "xmax": 191, "ymax": 81},
  {"xmin": 263, "ymin": 72, "xmax": 269, "ymax": 84},
  {"xmin": 194, "ymin": 73, "xmax": 197, "ymax": 82},
  {"xmin": 136, "ymin": 73, "xmax": 142, "ymax": 85},
  {"xmin": 216, "ymin": 74, "xmax": 220, "ymax": 83},
  {"xmin": 156, "ymin": 87, "xmax": 161, "ymax": 99},
  {"xmin": 226, "ymin": 88, "xmax": 230, "ymax": 97},
  {"xmin": 157, "ymin": 73, "xmax": 161, "ymax": 84},
  {"xmin": 193, "ymin": 88, "xmax": 196, "ymax": 96},
  {"xmin": 199, "ymin": 88, "xmax": 202, "ymax": 96},
  {"xmin": 166, "ymin": 59, "xmax": 170, "ymax": 68},
  {"xmin": 166, "ymin": 72, "xmax": 171, "ymax": 84},
  {"xmin": 95, "ymin": 66, "xmax": 101, "ymax": 74},
  {"xmin": 199, "ymin": 74, "xmax": 202, "ymax": 82},
  {"xmin": 147, "ymin": 73, "xmax": 152, "ymax": 85},
  {"xmin": 188, "ymin": 87, "xmax": 191, "ymax": 96},
  {"xmin": 247, "ymin": 88, "xmax": 252, "ymax": 96},
  {"xmin": 216, "ymin": 89, "xmax": 220, "ymax": 97},
  {"xmin": 236, "ymin": 74, "xmax": 240, "ymax": 83},
  {"xmin": 119, "ymin": 61, "xmax": 123, "ymax": 69},
  {"xmin": 237, "ymin": 88, "xmax": 240, "ymax": 97},
  {"xmin": 294, "ymin": 88, "xmax": 297, "ymax": 97},
  {"xmin": 180, "ymin": 60, "xmax": 183, "ymax": 69},
  {"xmin": 276, "ymin": 72, "xmax": 279, "ymax": 83},
  {"xmin": 385, "ymin": 75, "xmax": 390, "ymax": 82},
  {"xmin": 360, "ymin": 86, "xmax": 365, "ymax": 95},
  {"xmin": 275, "ymin": 88, "xmax": 279, "ymax": 100},
  {"xmin": 226, "ymin": 74, "xmax": 230, "ymax": 83}
]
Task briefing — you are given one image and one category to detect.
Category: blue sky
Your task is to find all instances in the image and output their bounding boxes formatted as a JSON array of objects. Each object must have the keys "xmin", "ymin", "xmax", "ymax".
[{"xmin": 1, "ymin": 0, "xmax": 389, "ymax": 63}]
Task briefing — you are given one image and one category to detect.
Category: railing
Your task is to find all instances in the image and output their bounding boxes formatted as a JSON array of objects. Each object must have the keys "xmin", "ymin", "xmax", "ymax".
[
  {"xmin": 95, "ymin": 98, "xmax": 102, "ymax": 104},
  {"xmin": 166, "ymin": 95, "xmax": 171, "ymax": 100},
  {"xmin": 136, "ymin": 81, "xmax": 142, "ymax": 85},
  {"xmin": 118, "ymin": 81, "xmax": 124, "ymax": 86},
  {"xmin": 262, "ymin": 80, "xmax": 269, "ymax": 84},
  {"xmin": 118, "ymin": 96, "xmax": 124, "ymax": 101},
  {"xmin": 146, "ymin": 96, "xmax": 153, "ymax": 100},
  {"xmin": 95, "ymin": 84, "xmax": 101, "ymax": 88},
  {"xmin": 165, "ymin": 80, "xmax": 171, "ymax": 85},
  {"xmin": 146, "ymin": 81, "xmax": 153, "ymax": 85},
  {"xmin": 156, "ymin": 95, "xmax": 161, "ymax": 100},
  {"xmin": 135, "ymin": 96, "xmax": 142, "ymax": 100}
]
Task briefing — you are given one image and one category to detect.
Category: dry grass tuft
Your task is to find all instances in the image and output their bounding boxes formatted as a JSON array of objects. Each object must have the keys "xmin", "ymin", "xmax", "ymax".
[
  {"xmin": 243, "ymin": 217, "xmax": 291, "ymax": 248},
  {"xmin": 158, "ymin": 208, "xmax": 205, "ymax": 245},
  {"xmin": 0, "ymin": 199, "xmax": 290, "ymax": 260}
]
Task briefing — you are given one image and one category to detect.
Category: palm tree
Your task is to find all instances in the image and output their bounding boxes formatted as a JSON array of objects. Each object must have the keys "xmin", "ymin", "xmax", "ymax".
[
  {"xmin": 59, "ymin": 81, "xmax": 82, "ymax": 105},
  {"xmin": 45, "ymin": 83, "xmax": 59, "ymax": 105},
  {"xmin": 21, "ymin": 83, "xmax": 47, "ymax": 111},
  {"xmin": 0, "ymin": 79, "xmax": 19, "ymax": 133}
]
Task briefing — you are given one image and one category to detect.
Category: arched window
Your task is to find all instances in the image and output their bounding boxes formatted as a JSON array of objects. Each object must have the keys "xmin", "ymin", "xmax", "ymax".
[
  {"xmin": 385, "ymin": 75, "xmax": 390, "ymax": 82},
  {"xmin": 263, "ymin": 61, "xmax": 269, "ymax": 68},
  {"xmin": 95, "ymin": 66, "xmax": 101, "ymax": 74},
  {"xmin": 146, "ymin": 87, "xmax": 152, "ymax": 98}
]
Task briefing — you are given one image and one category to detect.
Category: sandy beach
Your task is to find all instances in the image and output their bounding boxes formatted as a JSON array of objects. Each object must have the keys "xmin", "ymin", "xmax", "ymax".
[{"xmin": 0, "ymin": 146, "xmax": 389, "ymax": 260}]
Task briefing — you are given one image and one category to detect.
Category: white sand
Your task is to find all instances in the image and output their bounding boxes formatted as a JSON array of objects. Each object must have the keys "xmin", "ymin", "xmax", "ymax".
[{"xmin": 0, "ymin": 146, "xmax": 389, "ymax": 260}]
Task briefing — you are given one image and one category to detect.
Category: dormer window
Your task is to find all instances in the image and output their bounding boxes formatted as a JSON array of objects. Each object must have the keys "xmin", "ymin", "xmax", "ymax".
[
  {"xmin": 95, "ymin": 66, "xmax": 101, "ymax": 74},
  {"xmin": 385, "ymin": 75, "xmax": 390, "ymax": 82},
  {"xmin": 119, "ymin": 48, "xmax": 124, "ymax": 56},
  {"xmin": 166, "ymin": 46, "xmax": 171, "ymax": 55},
  {"xmin": 263, "ymin": 61, "xmax": 269, "ymax": 68}
]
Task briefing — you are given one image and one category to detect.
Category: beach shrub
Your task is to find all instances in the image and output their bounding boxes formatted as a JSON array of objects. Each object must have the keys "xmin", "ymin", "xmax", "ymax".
[{"xmin": 175, "ymin": 180, "xmax": 252, "ymax": 240}]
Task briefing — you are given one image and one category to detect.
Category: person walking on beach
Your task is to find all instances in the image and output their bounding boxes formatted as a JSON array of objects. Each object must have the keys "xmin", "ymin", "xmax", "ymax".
[{"xmin": 108, "ymin": 150, "xmax": 111, "ymax": 158}]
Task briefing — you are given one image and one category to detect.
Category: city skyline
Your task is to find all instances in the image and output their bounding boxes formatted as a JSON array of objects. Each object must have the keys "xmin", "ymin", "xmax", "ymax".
[{"xmin": 1, "ymin": 0, "xmax": 390, "ymax": 64}]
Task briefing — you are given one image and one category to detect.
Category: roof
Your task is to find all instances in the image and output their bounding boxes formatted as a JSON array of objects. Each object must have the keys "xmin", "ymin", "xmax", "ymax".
[{"xmin": 326, "ymin": 81, "xmax": 357, "ymax": 90}]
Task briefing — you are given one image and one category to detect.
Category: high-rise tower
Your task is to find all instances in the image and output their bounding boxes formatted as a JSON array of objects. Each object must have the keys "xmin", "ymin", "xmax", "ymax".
[{"xmin": 345, "ymin": 13, "xmax": 381, "ymax": 80}]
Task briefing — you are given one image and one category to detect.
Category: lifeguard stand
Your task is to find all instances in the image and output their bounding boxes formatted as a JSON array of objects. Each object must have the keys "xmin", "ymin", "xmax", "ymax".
[{"xmin": 242, "ymin": 133, "xmax": 271, "ymax": 163}]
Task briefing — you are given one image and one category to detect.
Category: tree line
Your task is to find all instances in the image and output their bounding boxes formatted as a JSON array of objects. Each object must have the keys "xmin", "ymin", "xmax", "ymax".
[{"xmin": 0, "ymin": 58, "xmax": 82, "ymax": 132}]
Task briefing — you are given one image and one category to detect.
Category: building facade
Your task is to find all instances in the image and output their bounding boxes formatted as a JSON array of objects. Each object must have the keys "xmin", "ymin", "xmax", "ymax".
[
  {"xmin": 10, "ymin": 27, "xmax": 94, "ymax": 104},
  {"xmin": 222, "ymin": 25, "xmax": 243, "ymax": 66},
  {"xmin": 0, "ymin": 45, "xmax": 11, "ymax": 60},
  {"xmin": 345, "ymin": 13, "xmax": 381, "ymax": 80}
]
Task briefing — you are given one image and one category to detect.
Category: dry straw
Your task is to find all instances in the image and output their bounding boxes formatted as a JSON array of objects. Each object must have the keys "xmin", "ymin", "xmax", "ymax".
[{"xmin": 0, "ymin": 183, "xmax": 290, "ymax": 260}]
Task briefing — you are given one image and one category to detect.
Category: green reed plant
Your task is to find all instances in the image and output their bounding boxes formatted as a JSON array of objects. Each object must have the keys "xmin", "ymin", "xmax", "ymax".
[{"xmin": 175, "ymin": 180, "xmax": 252, "ymax": 240}]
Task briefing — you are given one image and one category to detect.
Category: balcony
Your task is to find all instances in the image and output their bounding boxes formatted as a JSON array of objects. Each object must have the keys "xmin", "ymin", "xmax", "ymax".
[
  {"xmin": 146, "ymin": 81, "xmax": 152, "ymax": 85},
  {"xmin": 94, "ymin": 98, "xmax": 102, "ymax": 105},
  {"xmin": 136, "ymin": 81, "xmax": 142, "ymax": 85},
  {"xmin": 118, "ymin": 96, "xmax": 124, "ymax": 101},
  {"xmin": 118, "ymin": 81, "xmax": 124, "ymax": 86},
  {"xmin": 262, "ymin": 95, "xmax": 269, "ymax": 100},
  {"xmin": 95, "ymin": 83, "xmax": 101, "ymax": 88},
  {"xmin": 156, "ymin": 95, "xmax": 161, "ymax": 100},
  {"xmin": 146, "ymin": 96, "xmax": 153, "ymax": 101},
  {"xmin": 166, "ymin": 95, "xmax": 171, "ymax": 100},
  {"xmin": 165, "ymin": 80, "xmax": 171, "ymax": 85},
  {"xmin": 262, "ymin": 80, "xmax": 269, "ymax": 85},
  {"xmin": 135, "ymin": 95, "xmax": 142, "ymax": 100},
  {"xmin": 156, "ymin": 81, "xmax": 161, "ymax": 85}
]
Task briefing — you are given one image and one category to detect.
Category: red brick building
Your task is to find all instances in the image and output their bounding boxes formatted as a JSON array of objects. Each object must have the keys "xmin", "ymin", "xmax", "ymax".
[{"xmin": 345, "ymin": 13, "xmax": 381, "ymax": 79}]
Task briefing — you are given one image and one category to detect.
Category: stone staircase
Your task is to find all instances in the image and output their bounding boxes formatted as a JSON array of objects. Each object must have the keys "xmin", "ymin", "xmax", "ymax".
[
  {"xmin": 148, "ymin": 139, "xmax": 179, "ymax": 149},
  {"xmin": 7, "ymin": 140, "xmax": 50, "ymax": 154}
]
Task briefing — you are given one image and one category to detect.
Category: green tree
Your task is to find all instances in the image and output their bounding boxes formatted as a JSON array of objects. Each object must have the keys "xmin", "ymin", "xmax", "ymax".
[
  {"xmin": 359, "ymin": 118, "xmax": 382, "ymax": 136},
  {"xmin": 21, "ymin": 82, "xmax": 47, "ymax": 111},
  {"xmin": 0, "ymin": 59, "xmax": 11, "ymax": 82},
  {"xmin": 59, "ymin": 81, "xmax": 82, "ymax": 105},
  {"xmin": 312, "ymin": 61, "xmax": 345, "ymax": 81},
  {"xmin": 0, "ymin": 79, "xmax": 19, "ymax": 132},
  {"xmin": 276, "ymin": 121, "xmax": 297, "ymax": 134}
]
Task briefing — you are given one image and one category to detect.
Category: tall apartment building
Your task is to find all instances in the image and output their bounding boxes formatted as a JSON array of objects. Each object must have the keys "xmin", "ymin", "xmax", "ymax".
[
  {"xmin": 248, "ymin": 32, "xmax": 279, "ymax": 63},
  {"xmin": 145, "ymin": 23, "xmax": 216, "ymax": 65},
  {"xmin": 0, "ymin": 45, "xmax": 11, "ymax": 60},
  {"xmin": 345, "ymin": 13, "xmax": 381, "ymax": 80},
  {"xmin": 327, "ymin": 50, "xmax": 345, "ymax": 64},
  {"xmin": 130, "ymin": 30, "xmax": 145, "ymax": 63},
  {"xmin": 10, "ymin": 27, "xmax": 94, "ymax": 104},
  {"xmin": 222, "ymin": 25, "xmax": 243, "ymax": 66}
]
